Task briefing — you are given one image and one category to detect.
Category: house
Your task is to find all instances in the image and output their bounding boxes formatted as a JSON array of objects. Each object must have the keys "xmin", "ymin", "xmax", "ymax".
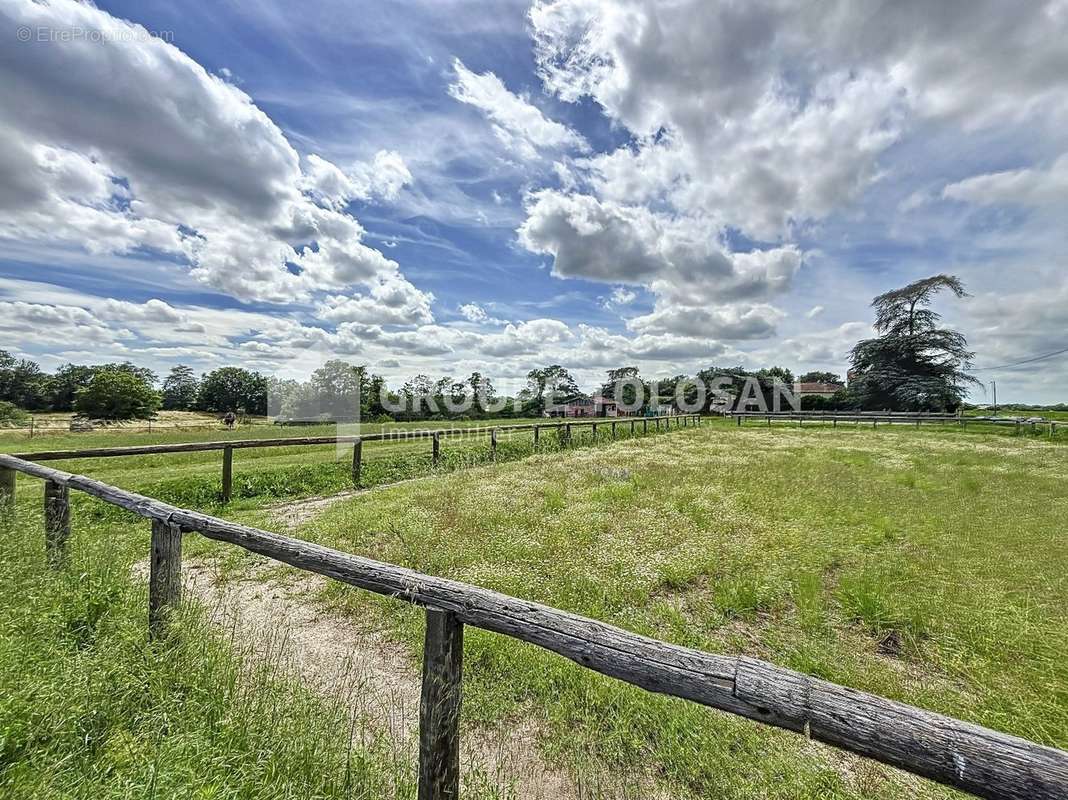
[
  {"xmin": 793, "ymin": 382, "xmax": 845, "ymax": 399},
  {"xmin": 546, "ymin": 395, "xmax": 620, "ymax": 418}
]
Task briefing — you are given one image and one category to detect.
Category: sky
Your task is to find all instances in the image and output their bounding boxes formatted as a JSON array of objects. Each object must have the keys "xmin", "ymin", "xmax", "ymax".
[{"xmin": 1, "ymin": 0, "xmax": 1067, "ymax": 402}]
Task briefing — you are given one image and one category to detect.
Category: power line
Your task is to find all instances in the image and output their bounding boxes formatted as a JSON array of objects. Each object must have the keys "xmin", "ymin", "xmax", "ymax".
[{"xmin": 972, "ymin": 346, "xmax": 1068, "ymax": 372}]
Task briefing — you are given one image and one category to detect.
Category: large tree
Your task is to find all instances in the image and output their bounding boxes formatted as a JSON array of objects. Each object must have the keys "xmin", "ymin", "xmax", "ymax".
[
  {"xmin": 848, "ymin": 274, "xmax": 977, "ymax": 410},
  {"xmin": 527, "ymin": 365, "xmax": 580, "ymax": 412},
  {"xmin": 161, "ymin": 365, "xmax": 200, "ymax": 411},
  {"xmin": 197, "ymin": 367, "xmax": 268, "ymax": 415},
  {"xmin": 48, "ymin": 364, "xmax": 97, "ymax": 411},
  {"xmin": 309, "ymin": 360, "xmax": 367, "ymax": 420},
  {"xmin": 0, "ymin": 351, "xmax": 50, "ymax": 410}
]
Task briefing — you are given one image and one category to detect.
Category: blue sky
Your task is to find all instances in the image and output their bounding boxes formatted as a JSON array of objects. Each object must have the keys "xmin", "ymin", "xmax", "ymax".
[{"xmin": 2, "ymin": 0, "xmax": 1067, "ymax": 401}]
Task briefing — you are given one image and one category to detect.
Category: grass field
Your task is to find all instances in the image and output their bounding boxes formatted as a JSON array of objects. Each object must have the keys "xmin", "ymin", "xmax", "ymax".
[
  {"xmin": 1, "ymin": 419, "xmax": 1066, "ymax": 798},
  {"xmin": 0, "ymin": 416, "xmax": 567, "ymax": 510}
]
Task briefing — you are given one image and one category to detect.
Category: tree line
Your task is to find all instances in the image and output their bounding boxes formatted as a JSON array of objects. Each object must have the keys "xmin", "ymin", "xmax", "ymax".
[
  {"xmin": 0, "ymin": 274, "xmax": 988, "ymax": 423},
  {"xmin": 0, "ymin": 356, "xmax": 270, "ymax": 422}
]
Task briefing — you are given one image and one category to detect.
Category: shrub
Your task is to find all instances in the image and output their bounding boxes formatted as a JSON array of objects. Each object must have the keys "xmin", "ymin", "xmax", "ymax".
[
  {"xmin": 0, "ymin": 400, "xmax": 30, "ymax": 427},
  {"xmin": 74, "ymin": 369, "xmax": 161, "ymax": 420}
]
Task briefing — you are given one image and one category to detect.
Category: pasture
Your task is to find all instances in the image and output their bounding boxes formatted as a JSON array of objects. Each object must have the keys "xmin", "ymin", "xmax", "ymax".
[{"xmin": 1, "ymin": 419, "xmax": 1065, "ymax": 798}]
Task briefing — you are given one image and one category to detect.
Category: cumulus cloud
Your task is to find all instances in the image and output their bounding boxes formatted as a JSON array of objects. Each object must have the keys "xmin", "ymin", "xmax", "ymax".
[
  {"xmin": 0, "ymin": 0, "xmax": 418, "ymax": 305},
  {"xmin": 301, "ymin": 150, "xmax": 412, "ymax": 210},
  {"xmin": 519, "ymin": 189, "xmax": 801, "ymax": 335},
  {"xmin": 479, "ymin": 318, "xmax": 573, "ymax": 357},
  {"xmin": 316, "ymin": 277, "xmax": 435, "ymax": 326},
  {"xmin": 448, "ymin": 58, "xmax": 587, "ymax": 160},
  {"xmin": 627, "ymin": 303, "xmax": 786, "ymax": 340},
  {"xmin": 0, "ymin": 301, "xmax": 131, "ymax": 345}
]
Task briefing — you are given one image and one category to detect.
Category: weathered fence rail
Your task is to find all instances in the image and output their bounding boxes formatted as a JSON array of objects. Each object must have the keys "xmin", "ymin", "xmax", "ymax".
[
  {"xmin": 1, "ymin": 452, "xmax": 1066, "ymax": 800},
  {"xmin": 733, "ymin": 412, "xmax": 1060, "ymax": 436},
  {"xmin": 11, "ymin": 414, "xmax": 699, "ymax": 502}
]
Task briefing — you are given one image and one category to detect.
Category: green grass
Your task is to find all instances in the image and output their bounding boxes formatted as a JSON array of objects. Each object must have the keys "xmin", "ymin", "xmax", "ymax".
[
  {"xmin": 2, "ymin": 418, "xmax": 1066, "ymax": 797},
  {"xmin": 0, "ymin": 417, "xmax": 662, "ymax": 511},
  {"xmin": 286, "ymin": 421, "xmax": 1067, "ymax": 798},
  {"xmin": 0, "ymin": 498, "xmax": 416, "ymax": 799}
]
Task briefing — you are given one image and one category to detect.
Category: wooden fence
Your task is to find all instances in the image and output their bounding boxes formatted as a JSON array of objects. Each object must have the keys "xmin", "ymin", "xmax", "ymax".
[
  {"xmin": 4, "ymin": 419, "xmax": 260, "ymax": 438},
  {"xmin": 0, "ymin": 454, "xmax": 1066, "ymax": 799},
  {"xmin": 733, "ymin": 412, "xmax": 1061, "ymax": 437},
  {"xmin": 11, "ymin": 414, "xmax": 699, "ymax": 503}
]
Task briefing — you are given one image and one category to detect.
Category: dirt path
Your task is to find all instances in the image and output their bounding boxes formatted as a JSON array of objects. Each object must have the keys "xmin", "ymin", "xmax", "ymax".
[
  {"xmin": 152, "ymin": 556, "xmax": 591, "ymax": 799},
  {"xmin": 266, "ymin": 473, "xmax": 445, "ymax": 530}
]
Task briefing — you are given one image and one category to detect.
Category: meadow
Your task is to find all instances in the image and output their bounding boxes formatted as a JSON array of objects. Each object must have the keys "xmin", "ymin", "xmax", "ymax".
[{"xmin": 1, "ymin": 418, "xmax": 1065, "ymax": 798}]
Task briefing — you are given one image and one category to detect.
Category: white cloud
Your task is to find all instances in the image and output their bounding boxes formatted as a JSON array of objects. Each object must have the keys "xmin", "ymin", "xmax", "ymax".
[
  {"xmin": 806, "ymin": 305, "xmax": 825, "ymax": 319},
  {"xmin": 0, "ymin": 0, "xmax": 419, "ymax": 305},
  {"xmin": 448, "ymin": 58, "xmax": 587, "ymax": 160},
  {"xmin": 518, "ymin": 189, "xmax": 801, "ymax": 336},
  {"xmin": 519, "ymin": 0, "xmax": 1068, "ymax": 356},
  {"xmin": 0, "ymin": 301, "xmax": 131, "ymax": 345},
  {"xmin": 627, "ymin": 303, "xmax": 787, "ymax": 341},
  {"xmin": 479, "ymin": 318, "xmax": 573, "ymax": 357},
  {"xmin": 459, "ymin": 302, "xmax": 488, "ymax": 322},
  {"xmin": 317, "ymin": 277, "xmax": 435, "ymax": 326},
  {"xmin": 603, "ymin": 286, "xmax": 636, "ymax": 309},
  {"xmin": 301, "ymin": 150, "xmax": 412, "ymax": 210},
  {"xmin": 943, "ymin": 155, "xmax": 1068, "ymax": 208}
]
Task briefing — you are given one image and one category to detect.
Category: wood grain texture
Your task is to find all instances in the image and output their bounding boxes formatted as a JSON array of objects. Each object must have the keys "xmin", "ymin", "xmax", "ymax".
[
  {"xmin": 352, "ymin": 438, "xmax": 363, "ymax": 486},
  {"xmin": 149, "ymin": 518, "xmax": 182, "ymax": 639},
  {"xmin": 44, "ymin": 479, "xmax": 70, "ymax": 568},
  {"xmin": 734, "ymin": 658, "xmax": 1067, "ymax": 800},
  {"xmin": 0, "ymin": 468, "xmax": 14, "ymax": 516},
  {"xmin": 418, "ymin": 610, "xmax": 463, "ymax": 800},
  {"xmin": 221, "ymin": 446, "xmax": 234, "ymax": 503}
]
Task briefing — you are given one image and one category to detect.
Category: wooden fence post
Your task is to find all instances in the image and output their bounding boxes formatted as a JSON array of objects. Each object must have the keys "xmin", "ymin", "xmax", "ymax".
[
  {"xmin": 418, "ymin": 609, "xmax": 463, "ymax": 800},
  {"xmin": 352, "ymin": 438, "xmax": 363, "ymax": 487},
  {"xmin": 149, "ymin": 518, "xmax": 182, "ymax": 639},
  {"xmin": 0, "ymin": 468, "xmax": 14, "ymax": 519},
  {"xmin": 611, "ymin": 421, "xmax": 617, "ymax": 438},
  {"xmin": 533, "ymin": 425, "xmax": 540, "ymax": 448},
  {"xmin": 432, "ymin": 432, "xmax": 441, "ymax": 466},
  {"xmin": 643, "ymin": 418, "xmax": 648, "ymax": 434},
  {"xmin": 564, "ymin": 423, "xmax": 571, "ymax": 445},
  {"xmin": 591, "ymin": 422, "xmax": 597, "ymax": 440},
  {"xmin": 221, "ymin": 446, "xmax": 234, "ymax": 503},
  {"xmin": 736, "ymin": 415, "xmax": 742, "ymax": 427},
  {"xmin": 490, "ymin": 428, "xmax": 498, "ymax": 460},
  {"xmin": 44, "ymin": 480, "xmax": 70, "ymax": 568}
]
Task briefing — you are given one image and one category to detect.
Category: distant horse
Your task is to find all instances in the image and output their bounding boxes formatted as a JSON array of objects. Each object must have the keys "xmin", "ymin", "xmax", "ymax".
[{"xmin": 223, "ymin": 412, "xmax": 236, "ymax": 430}]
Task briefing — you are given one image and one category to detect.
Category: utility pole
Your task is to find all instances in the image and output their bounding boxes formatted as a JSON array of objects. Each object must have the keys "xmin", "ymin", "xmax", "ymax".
[{"xmin": 991, "ymin": 380, "xmax": 997, "ymax": 417}]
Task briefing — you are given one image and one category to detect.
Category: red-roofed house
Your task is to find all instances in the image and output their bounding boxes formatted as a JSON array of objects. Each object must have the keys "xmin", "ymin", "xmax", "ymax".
[{"xmin": 793, "ymin": 381, "xmax": 845, "ymax": 399}]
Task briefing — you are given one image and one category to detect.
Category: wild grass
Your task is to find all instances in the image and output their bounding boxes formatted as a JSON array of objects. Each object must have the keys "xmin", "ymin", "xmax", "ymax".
[
  {"xmin": 0, "ymin": 496, "xmax": 419, "ymax": 799},
  {"xmin": 285, "ymin": 422, "xmax": 1068, "ymax": 799},
  {"xmin": 2, "ymin": 418, "xmax": 1065, "ymax": 797},
  {"xmin": 1, "ymin": 418, "xmax": 668, "ymax": 511}
]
